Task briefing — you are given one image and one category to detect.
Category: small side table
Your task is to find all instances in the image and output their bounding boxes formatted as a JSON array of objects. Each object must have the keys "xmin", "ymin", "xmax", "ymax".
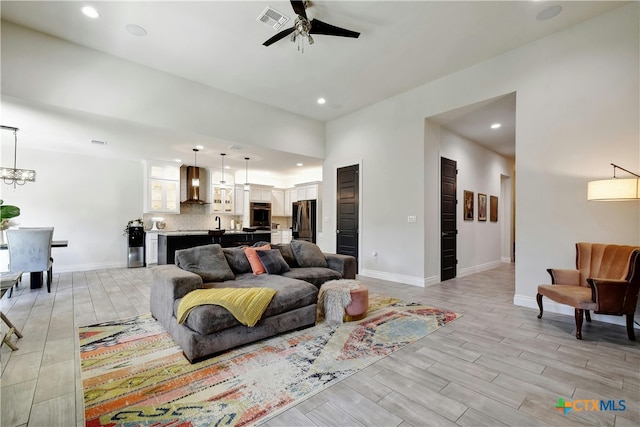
[{"xmin": 1, "ymin": 271, "xmax": 24, "ymax": 351}]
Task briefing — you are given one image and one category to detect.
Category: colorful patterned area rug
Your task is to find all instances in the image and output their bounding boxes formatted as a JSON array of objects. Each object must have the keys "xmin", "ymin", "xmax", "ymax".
[{"xmin": 79, "ymin": 294, "xmax": 459, "ymax": 427}]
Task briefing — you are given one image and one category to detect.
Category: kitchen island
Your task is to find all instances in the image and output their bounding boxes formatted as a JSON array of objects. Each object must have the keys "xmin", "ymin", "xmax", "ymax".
[{"xmin": 156, "ymin": 230, "xmax": 272, "ymax": 265}]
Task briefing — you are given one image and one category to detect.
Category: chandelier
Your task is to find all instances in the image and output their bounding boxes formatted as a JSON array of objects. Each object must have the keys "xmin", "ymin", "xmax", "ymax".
[{"xmin": 1, "ymin": 125, "xmax": 36, "ymax": 188}]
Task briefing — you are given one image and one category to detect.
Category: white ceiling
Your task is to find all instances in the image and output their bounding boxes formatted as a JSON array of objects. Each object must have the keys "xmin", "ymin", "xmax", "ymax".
[{"xmin": 0, "ymin": 1, "xmax": 627, "ymax": 166}]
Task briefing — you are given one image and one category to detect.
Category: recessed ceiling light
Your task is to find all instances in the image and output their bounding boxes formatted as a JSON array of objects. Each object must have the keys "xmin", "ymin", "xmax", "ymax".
[
  {"xmin": 491, "ymin": 123, "xmax": 502, "ymax": 129},
  {"xmin": 125, "ymin": 24, "xmax": 147, "ymax": 37},
  {"xmin": 174, "ymin": 159, "xmax": 182, "ymax": 163},
  {"xmin": 81, "ymin": 6, "xmax": 101, "ymax": 19},
  {"xmin": 537, "ymin": 5, "xmax": 562, "ymax": 21},
  {"xmin": 317, "ymin": 98, "xmax": 326, "ymax": 105},
  {"xmin": 195, "ymin": 145, "xmax": 204, "ymax": 150},
  {"xmin": 296, "ymin": 163, "xmax": 304, "ymax": 167}
]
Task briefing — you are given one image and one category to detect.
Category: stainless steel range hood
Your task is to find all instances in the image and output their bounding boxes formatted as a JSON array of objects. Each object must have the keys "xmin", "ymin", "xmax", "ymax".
[{"xmin": 181, "ymin": 166, "xmax": 209, "ymax": 205}]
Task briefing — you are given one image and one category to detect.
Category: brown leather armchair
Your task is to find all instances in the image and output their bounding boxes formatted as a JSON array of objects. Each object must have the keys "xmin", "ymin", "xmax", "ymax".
[{"xmin": 537, "ymin": 242, "xmax": 640, "ymax": 340}]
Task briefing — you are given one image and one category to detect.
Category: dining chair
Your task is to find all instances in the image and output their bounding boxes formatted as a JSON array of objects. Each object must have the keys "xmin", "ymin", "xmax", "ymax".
[{"xmin": 6, "ymin": 228, "xmax": 54, "ymax": 292}]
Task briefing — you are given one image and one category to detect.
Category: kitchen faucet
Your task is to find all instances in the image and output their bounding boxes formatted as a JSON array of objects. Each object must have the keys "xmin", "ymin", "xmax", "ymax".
[{"xmin": 215, "ymin": 216, "xmax": 221, "ymax": 230}]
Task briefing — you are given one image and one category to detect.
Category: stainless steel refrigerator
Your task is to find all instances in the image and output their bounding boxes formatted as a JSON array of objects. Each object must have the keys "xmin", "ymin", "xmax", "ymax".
[{"xmin": 292, "ymin": 199, "xmax": 316, "ymax": 243}]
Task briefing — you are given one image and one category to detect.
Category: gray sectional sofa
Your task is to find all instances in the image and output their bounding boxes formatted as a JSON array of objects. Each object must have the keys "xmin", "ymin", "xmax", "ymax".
[{"xmin": 150, "ymin": 240, "xmax": 356, "ymax": 362}]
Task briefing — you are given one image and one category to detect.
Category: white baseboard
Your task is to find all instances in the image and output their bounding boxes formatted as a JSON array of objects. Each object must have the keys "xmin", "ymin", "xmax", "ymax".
[
  {"xmin": 514, "ymin": 294, "xmax": 633, "ymax": 328},
  {"xmin": 359, "ymin": 269, "xmax": 437, "ymax": 287},
  {"xmin": 457, "ymin": 260, "xmax": 505, "ymax": 277},
  {"xmin": 54, "ymin": 262, "xmax": 128, "ymax": 273}
]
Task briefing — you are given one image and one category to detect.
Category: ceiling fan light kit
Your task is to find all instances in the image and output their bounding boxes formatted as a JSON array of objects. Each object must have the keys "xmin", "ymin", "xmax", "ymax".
[{"xmin": 262, "ymin": 0, "xmax": 360, "ymax": 52}]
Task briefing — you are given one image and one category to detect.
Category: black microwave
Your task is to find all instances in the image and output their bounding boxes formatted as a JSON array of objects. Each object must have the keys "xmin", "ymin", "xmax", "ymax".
[{"xmin": 250, "ymin": 202, "xmax": 271, "ymax": 227}]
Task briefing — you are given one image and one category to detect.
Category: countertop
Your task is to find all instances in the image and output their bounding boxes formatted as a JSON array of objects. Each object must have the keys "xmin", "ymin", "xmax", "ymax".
[{"xmin": 157, "ymin": 230, "xmax": 275, "ymax": 236}]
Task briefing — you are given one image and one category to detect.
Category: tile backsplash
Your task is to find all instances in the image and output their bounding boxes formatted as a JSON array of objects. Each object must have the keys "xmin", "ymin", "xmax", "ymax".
[{"xmin": 142, "ymin": 204, "xmax": 291, "ymax": 231}]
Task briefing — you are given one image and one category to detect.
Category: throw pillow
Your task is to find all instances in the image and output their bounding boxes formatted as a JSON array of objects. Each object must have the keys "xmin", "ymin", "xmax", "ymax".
[
  {"xmin": 222, "ymin": 247, "xmax": 252, "ymax": 274},
  {"xmin": 290, "ymin": 240, "xmax": 328, "ymax": 268},
  {"xmin": 271, "ymin": 243, "xmax": 299, "ymax": 268},
  {"xmin": 243, "ymin": 244, "xmax": 272, "ymax": 275},
  {"xmin": 257, "ymin": 249, "xmax": 291, "ymax": 275},
  {"xmin": 175, "ymin": 244, "xmax": 234, "ymax": 282}
]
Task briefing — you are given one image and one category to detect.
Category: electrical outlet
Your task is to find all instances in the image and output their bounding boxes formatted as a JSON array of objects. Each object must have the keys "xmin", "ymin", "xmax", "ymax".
[{"xmin": 407, "ymin": 215, "xmax": 417, "ymax": 223}]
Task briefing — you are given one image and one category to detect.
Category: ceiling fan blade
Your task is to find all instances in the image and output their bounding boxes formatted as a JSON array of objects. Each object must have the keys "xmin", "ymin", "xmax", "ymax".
[
  {"xmin": 290, "ymin": 0, "xmax": 308, "ymax": 20},
  {"xmin": 263, "ymin": 27, "xmax": 296, "ymax": 46},
  {"xmin": 309, "ymin": 19, "xmax": 360, "ymax": 38}
]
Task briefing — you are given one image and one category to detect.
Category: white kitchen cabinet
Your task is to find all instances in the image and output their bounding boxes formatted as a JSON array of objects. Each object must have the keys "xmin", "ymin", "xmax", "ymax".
[
  {"xmin": 271, "ymin": 229, "xmax": 292, "ymax": 245},
  {"xmin": 295, "ymin": 182, "xmax": 320, "ymax": 201},
  {"xmin": 249, "ymin": 185, "xmax": 273, "ymax": 202},
  {"xmin": 234, "ymin": 185, "xmax": 245, "ymax": 215},
  {"xmin": 209, "ymin": 168, "xmax": 234, "ymax": 214},
  {"xmin": 146, "ymin": 231, "xmax": 159, "ymax": 265},
  {"xmin": 284, "ymin": 189, "xmax": 292, "ymax": 217},
  {"xmin": 143, "ymin": 160, "xmax": 180, "ymax": 214},
  {"xmin": 272, "ymin": 189, "xmax": 285, "ymax": 216},
  {"xmin": 285, "ymin": 188, "xmax": 297, "ymax": 216}
]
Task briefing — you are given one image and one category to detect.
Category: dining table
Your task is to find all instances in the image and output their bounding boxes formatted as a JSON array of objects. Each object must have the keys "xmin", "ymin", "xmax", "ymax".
[{"xmin": 0, "ymin": 240, "xmax": 69, "ymax": 289}]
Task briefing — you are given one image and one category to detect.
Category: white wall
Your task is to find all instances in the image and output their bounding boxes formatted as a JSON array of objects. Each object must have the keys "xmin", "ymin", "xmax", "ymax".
[
  {"xmin": 323, "ymin": 4, "xmax": 639, "ymax": 321},
  {"xmin": 1, "ymin": 21, "xmax": 326, "ymax": 159},
  {"xmin": 439, "ymin": 127, "xmax": 514, "ymax": 275},
  {"xmin": 0, "ymin": 147, "xmax": 142, "ymax": 272}
]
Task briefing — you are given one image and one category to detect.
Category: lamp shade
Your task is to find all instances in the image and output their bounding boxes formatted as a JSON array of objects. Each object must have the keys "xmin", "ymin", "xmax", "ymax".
[{"xmin": 587, "ymin": 178, "xmax": 640, "ymax": 201}]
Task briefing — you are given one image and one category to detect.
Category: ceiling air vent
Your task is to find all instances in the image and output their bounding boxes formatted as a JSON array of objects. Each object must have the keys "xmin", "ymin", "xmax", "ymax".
[{"xmin": 257, "ymin": 6, "xmax": 289, "ymax": 31}]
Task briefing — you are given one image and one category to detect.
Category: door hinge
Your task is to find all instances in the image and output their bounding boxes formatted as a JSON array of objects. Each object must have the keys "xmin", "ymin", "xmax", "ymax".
[{"xmin": 455, "ymin": 259, "xmax": 458, "ymax": 264}]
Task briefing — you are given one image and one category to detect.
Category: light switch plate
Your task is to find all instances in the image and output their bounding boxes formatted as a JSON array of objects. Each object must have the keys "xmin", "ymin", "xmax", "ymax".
[{"xmin": 407, "ymin": 215, "xmax": 417, "ymax": 223}]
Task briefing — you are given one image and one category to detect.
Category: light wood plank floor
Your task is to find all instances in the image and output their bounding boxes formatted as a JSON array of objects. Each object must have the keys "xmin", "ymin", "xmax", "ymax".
[{"xmin": 1, "ymin": 264, "xmax": 638, "ymax": 426}]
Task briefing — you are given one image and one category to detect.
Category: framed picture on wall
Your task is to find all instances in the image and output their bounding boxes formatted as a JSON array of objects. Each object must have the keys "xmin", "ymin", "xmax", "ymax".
[
  {"xmin": 478, "ymin": 193, "xmax": 487, "ymax": 221},
  {"xmin": 464, "ymin": 190, "xmax": 474, "ymax": 220},
  {"xmin": 490, "ymin": 195, "xmax": 498, "ymax": 222}
]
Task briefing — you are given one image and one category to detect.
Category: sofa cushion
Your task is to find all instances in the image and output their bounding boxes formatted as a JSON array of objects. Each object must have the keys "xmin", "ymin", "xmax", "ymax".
[
  {"xmin": 175, "ymin": 274, "xmax": 318, "ymax": 335},
  {"xmin": 290, "ymin": 240, "xmax": 328, "ymax": 268},
  {"xmin": 243, "ymin": 244, "xmax": 271, "ymax": 275},
  {"xmin": 272, "ymin": 243, "xmax": 300, "ymax": 268},
  {"xmin": 222, "ymin": 247, "xmax": 252, "ymax": 274},
  {"xmin": 257, "ymin": 249, "xmax": 291, "ymax": 275},
  {"xmin": 282, "ymin": 267, "xmax": 342, "ymax": 288},
  {"xmin": 175, "ymin": 244, "xmax": 234, "ymax": 282}
]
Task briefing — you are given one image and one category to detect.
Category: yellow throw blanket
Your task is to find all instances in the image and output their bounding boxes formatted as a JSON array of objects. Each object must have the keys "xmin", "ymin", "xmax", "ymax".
[{"xmin": 177, "ymin": 287, "xmax": 276, "ymax": 327}]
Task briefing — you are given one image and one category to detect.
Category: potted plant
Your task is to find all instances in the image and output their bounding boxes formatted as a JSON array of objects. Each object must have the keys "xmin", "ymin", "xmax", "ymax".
[
  {"xmin": 0, "ymin": 200, "xmax": 20, "ymax": 244},
  {"xmin": 123, "ymin": 218, "xmax": 144, "ymax": 236}
]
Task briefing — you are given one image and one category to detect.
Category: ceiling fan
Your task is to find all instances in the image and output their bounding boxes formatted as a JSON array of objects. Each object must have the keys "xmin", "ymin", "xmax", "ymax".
[{"xmin": 262, "ymin": 0, "xmax": 360, "ymax": 50}]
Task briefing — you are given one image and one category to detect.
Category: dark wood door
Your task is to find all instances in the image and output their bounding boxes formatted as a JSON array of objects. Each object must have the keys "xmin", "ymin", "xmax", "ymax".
[
  {"xmin": 441, "ymin": 157, "xmax": 457, "ymax": 281},
  {"xmin": 336, "ymin": 165, "xmax": 359, "ymax": 266}
]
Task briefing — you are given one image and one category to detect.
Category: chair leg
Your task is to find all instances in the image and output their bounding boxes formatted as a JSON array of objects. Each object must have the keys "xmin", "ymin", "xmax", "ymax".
[
  {"xmin": 626, "ymin": 314, "xmax": 636, "ymax": 341},
  {"xmin": 585, "ymin": 310, "xmax": 591, "ymax": 322},
  {"xmin": 575, "ymin": 309, "xmax": 583, "ymax": 340},
  {"xmin": 46, "ymin": 267, "xmax": 52, "ymax": 293},
  {"xmin": 536, "ymin": 294, "xmax": 544, "ymax": 319}
]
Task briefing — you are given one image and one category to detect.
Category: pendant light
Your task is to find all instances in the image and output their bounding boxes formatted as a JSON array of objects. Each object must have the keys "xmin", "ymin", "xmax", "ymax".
[
  {"xmin": 244, "ymin": 157, "xmax": 250, "ymax": 191},
  {"xmin": 220, "ymin": 153, "xmax": 227, "ymax": 186},
  {"xmin": 191, "ymin": 148, "xmax": 200, "ymax": 188},
  {"xmin": 0, "ymin": 125, "xmax": 36, "ymax": 188}
]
